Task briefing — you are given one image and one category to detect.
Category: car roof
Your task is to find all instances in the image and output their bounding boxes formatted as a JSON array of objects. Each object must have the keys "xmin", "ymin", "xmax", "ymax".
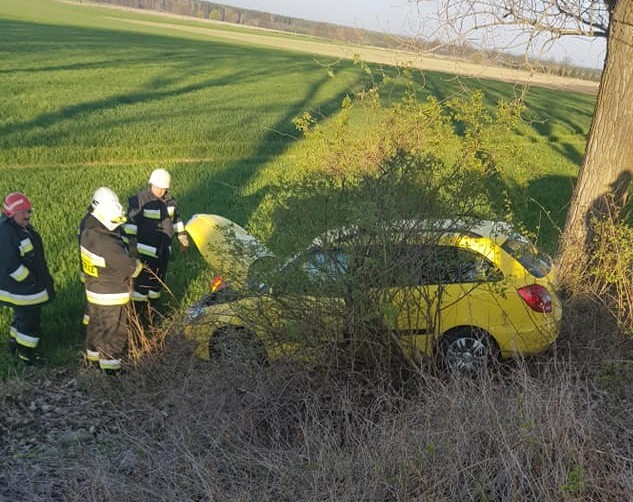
[{"xmin": 311, "ymin": 219, "xmax": 517, "ymax": 247}]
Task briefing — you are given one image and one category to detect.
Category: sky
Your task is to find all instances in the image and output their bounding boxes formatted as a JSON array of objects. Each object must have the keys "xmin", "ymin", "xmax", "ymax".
[{"xmin": 219, "ymin": 0, "xmax": 607, "ymax": 69}]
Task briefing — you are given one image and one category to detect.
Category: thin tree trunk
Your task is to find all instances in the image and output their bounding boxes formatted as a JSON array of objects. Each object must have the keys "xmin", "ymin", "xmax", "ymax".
[{"xmin": 558, "ymin": 0, "xmax": 633, "ymax": 285}]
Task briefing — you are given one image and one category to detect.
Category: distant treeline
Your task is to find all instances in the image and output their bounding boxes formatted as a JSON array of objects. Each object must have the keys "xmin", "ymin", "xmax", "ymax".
[
  {"xmin": 87, "ymin": 0, "xmax": 403, "ymax": 47},
  {"xmin": 85, "ymin": 0, "xmax": 602, "ymax": 81}
]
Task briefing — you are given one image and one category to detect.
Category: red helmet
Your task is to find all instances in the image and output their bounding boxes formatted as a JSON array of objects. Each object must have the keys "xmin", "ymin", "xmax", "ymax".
[{"xmin": 2, "ymin": 192, "xmax": 32, "ymax": 217}]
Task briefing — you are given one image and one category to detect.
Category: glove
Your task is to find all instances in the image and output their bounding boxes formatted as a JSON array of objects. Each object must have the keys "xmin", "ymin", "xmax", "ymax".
[{"xmin": 177, "ymin": 233, "xmax": 189, "ymax": 253}]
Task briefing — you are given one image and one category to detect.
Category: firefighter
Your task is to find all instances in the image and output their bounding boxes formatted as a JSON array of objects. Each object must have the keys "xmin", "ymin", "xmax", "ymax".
[
  {"xmin": 0, "ymin": 192, "xmax": 55, "ymax": 364},
  {"xmin": 123, "ymin": 168, "xmax": 188, "ymax": 319},
  {"xmin": 79, "ymin": 187, "xmax": 142, "ymax": 373}
]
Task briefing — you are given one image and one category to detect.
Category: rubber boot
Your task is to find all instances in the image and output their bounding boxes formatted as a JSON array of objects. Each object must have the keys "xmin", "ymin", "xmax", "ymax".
[
  {"xmin": 8, "ymin": 337, "xmax": 17, "ymax": 356},
  {"xmin": 16, "ymin": 345, "xmax": 43, "ymax": 365}
]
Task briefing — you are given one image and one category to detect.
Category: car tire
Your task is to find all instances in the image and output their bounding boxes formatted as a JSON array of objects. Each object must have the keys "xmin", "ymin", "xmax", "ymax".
[
  {"xmin": 438, "ymin": 327, "xmax": 499, "ymax": 374},
  {"xmin": 209, "ymin": 326, "xmax": 268, "ymax": 368}
]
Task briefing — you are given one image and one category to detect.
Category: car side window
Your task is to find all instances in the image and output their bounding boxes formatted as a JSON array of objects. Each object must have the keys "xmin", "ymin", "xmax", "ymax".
[
  {"xmin": 439, "ymin": 246, "xmax": 503, "ymax": 284},
  {"xmin": 280, "ymin": 244, "xmax": 502, "ymax": 292},
  {"xmin": 389, "ymin": 244, "xmax": 503, "ymax": 286}
]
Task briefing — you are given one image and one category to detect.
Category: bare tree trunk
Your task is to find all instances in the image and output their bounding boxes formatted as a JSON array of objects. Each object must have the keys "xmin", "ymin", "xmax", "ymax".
[{"xmin": 558, "ymin": 0, "xmax": 633, "ymax": 284}]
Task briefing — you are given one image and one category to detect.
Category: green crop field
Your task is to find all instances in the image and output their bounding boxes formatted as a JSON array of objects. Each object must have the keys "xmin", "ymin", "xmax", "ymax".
[{"xmin": 0, "ymin": 0, "xmax": 596, "ymax": 373}]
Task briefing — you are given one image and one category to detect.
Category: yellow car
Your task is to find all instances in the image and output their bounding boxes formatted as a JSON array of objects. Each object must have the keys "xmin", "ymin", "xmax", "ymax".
[{"xmin": 183, "ymin": 215, "xmax": 562, "ymax": 372}]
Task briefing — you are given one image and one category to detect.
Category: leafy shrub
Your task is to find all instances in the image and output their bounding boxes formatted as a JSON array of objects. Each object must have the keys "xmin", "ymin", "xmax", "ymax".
[{"xmin": 239, "ymin": 85, "xmax": 530, "ymax": 378}]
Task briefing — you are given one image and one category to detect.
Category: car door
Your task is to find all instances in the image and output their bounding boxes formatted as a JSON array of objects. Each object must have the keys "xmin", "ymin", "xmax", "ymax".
[{"xmin": 389, "ymin": 243, "xmax": 505, "ymax": 357}]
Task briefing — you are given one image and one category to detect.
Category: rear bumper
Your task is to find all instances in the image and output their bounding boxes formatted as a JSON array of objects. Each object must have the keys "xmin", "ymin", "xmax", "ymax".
[{"xmin": 497, "ymin": 319, "xmax": 560, "ymax": 359}]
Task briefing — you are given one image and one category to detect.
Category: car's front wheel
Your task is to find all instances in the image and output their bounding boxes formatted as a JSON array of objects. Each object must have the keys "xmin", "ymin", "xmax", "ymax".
[
  {"xmin": 438, "ymin": 328, "xmax": 499, "ymax": 374},
  {"xmin": 209, "ymin": 326, "xmax": 268, "ymax": 368}
]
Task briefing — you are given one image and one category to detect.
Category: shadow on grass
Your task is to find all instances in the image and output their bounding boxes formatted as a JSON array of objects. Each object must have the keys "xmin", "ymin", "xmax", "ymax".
[
  {"xmin": 0, "ymin": 12, "xmax": 594, "ymax": 370},
  {"xmin": 485, "ymin": 172, "xmax": 576, "ymax": 253},
  {"xmin": 0, "ymin": 17, "xmax": 369, "ymax": 366},
  {"xmin": 418, "ymin": 70, "xmax": 592, "ymax": 169}
]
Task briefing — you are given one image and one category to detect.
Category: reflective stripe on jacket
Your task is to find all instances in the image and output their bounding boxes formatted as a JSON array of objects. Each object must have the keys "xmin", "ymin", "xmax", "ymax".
[
  {"xmin": 124, "ymin": 188, "xmax": 185, "ymax": 258},
  {"xmin": 79, "ymin": 212, "xmax": 141, "ymax": 306},
  {"xmin": 0, "ymin": 215, "xmax": 52, "ymax": 307}
]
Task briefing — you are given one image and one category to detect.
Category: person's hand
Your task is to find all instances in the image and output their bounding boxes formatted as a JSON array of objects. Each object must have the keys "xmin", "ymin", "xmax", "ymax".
[{"xmin": 178, "ymin": 233, "xmax": 189, "ymax": 253}]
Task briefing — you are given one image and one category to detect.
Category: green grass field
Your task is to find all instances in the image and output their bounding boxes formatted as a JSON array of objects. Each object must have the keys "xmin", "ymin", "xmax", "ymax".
[{"xmin": 0, "ymin": 0, "xmax": 596, "ymax": 372}]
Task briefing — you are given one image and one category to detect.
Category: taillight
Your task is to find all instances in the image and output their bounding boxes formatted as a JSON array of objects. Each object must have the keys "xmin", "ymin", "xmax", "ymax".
[{"xmin": 517, "ymin": 284, "xmax": 552, "ymax": 313}]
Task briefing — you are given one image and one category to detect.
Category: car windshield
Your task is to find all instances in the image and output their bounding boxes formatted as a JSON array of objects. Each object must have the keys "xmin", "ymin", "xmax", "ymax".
[
  {"xmin": 246, "ymin": 255, "xmax": 280, "ymax": 292},
  {"xmin": 303, "ymin": 248, "xmax": 350, "ymax": 279},
  {"xmin": 501, "ymin": 237, "xmax": 552, "ymax": 278}
]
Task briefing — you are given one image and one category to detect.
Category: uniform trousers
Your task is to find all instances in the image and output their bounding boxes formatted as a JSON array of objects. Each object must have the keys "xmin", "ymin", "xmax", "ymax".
[
  {"xmin": 85, "ymin": 302, "xmax": 129, "ymax": 366},
  {"xmin": 134, "ymin": 250, "xmax": 169, "ymax": 309},
  {"xmin": 10, "ymin": 305, "xmax": 42, "ymax": 361}
]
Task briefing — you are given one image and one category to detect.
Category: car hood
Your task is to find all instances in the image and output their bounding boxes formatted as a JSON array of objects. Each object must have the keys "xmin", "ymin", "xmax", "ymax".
[{"xmin": 185, "ymin": 214, "xmax": 273, "ymax": 288}]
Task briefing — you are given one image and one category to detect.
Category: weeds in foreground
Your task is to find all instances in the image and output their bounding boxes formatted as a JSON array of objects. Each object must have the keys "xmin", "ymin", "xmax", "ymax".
[
  {"xmin": 586, "ymin": 214, "xmax": 633, "ymax": 336},
  {"xmin": 126, "ymin": 302, "xmax": 171, "ymax": 366},
  {"xmin": 126, "ymin": 272, "xmax": 174, "ymax": 366},
  {"xmin": 3, "ymin": 294, "xmax": 633, "ymax": 502}
]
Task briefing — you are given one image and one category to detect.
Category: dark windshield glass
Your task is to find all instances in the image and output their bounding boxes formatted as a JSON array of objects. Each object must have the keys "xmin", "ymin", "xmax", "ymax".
[
  {"xmin": 501, "ymin": 238, "xmax": 552, "ymax": 278},
  {"xmin": 247, "ymin": 256, "xmax": 280, "ymax": 292}
]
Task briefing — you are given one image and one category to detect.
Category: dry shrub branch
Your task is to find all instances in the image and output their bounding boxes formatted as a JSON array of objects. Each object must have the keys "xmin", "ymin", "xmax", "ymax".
[{"xmin": 3, "ymin": 334, "xmax": 633, "ymax": 501}]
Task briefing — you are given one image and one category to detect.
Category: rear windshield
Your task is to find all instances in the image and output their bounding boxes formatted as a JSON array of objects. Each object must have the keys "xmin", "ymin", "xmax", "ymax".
[{"xmin": 501, "ymin": 238, "xmax": 552, "ymax": 278}]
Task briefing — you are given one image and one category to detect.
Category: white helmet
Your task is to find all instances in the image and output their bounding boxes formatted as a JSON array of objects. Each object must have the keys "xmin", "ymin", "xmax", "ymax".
[
  {"xmin": 91, "ymin": 187, "xmax": 125, "ymax": 231},
  {"xmin": 148, "ymin": 168, "xmax": 171, "ymax": 189}
]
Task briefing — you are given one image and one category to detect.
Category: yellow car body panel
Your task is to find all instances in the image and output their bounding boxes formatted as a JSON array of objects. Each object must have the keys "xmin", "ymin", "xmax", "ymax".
[
  {"xmin": 372, "ymin": 228, "xmax": 561, "ymax": 360},
  {"xmin": 183, "ymin": 216, "xmax": 562, "ymax": 365},
  {"xmin": 184, "ymin": 294, "xmax": 344, "ymax": 361},
  {"xmin": 185, "ymin": 214, "xmax": 272, "ymax": 288}
]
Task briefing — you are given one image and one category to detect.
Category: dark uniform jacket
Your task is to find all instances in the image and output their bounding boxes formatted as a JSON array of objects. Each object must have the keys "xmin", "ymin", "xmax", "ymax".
[
  {"xmin": 124, "ymin": 189, "xmax": 185, "ymax": 260},
  {"xmin": 0, "ymin": 214, "xmax": 54, "ymax": 307},
  {"xmin": 79, "ymin": 212, "xmax": 141, "ymax": 306}
]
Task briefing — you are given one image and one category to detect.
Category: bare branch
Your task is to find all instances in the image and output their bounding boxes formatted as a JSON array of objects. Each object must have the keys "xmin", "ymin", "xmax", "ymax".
[{"xmin": 414, "ymin": 0, "xmax": 610, "ymax": 56}]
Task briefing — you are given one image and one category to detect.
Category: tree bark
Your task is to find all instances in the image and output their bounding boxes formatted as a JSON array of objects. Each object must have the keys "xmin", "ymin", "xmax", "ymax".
[{"xmin": 558, "ymin": 0, "xmax": 633, "ymax": 284}]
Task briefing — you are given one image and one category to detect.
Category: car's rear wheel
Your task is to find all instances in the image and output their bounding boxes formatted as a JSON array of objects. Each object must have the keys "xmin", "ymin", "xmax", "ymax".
[
  {"xmin": 209, "ymin": 326, "xmax": 268, "ymax": 368},
  {"xmin": 438, "ymin": 328, "xmax": 499, "ymax": 374}
]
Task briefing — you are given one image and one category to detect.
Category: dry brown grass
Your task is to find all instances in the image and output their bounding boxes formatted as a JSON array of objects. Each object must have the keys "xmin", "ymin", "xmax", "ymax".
[{"xmin": 3, "ymin": 296, "xmax": 633, "ymax": 501}]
